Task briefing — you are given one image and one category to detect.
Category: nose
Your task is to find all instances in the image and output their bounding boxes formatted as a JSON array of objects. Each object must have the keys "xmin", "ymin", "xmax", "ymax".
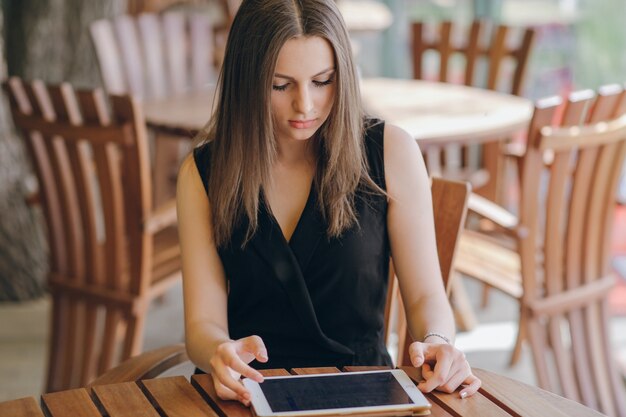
[{"xmin": 293, "ymin": 85, "xmax": 313, "ymax": 115}]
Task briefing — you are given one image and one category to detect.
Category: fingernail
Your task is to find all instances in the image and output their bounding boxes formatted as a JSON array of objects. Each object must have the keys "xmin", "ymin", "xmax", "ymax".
[{"xmin": 460, "ymin": 391, "xmax": 468, "ymax": 399}]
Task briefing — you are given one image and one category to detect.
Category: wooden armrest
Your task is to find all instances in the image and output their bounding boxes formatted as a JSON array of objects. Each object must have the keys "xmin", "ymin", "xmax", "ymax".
[
  {"xmin": 89, "ymin": 344, "xmax": 188, "ymax": 386},
  {"xmin": 468, "ymin": 193, "xmax": 528, "ymax": 239},
  {"xmin": 144, "ymin": 199, "xmax": 177, "ymax": 234}
]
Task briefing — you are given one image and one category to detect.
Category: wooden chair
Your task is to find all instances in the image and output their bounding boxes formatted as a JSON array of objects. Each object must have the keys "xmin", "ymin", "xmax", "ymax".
[
  {"xmin": 412, "ymin": 20, "xmax": 535, "ymax": 202},
  {"xmin": 385, "ymin": 177, "xmax": 471, "ymax": 367},
  {"xmin": 90, "ymin": 10, "xmax": 215, "ymax": 205},
  {"xmin": 88, "ymin": 178, "xmax": 470, "ymax": 384},
  {"xmin": 454, "ymin": 88, "xmax": 626, "ymax": 417},
  {"xmin": 3, "ymin": 77, "xmax": 182, "ymax": 392}
]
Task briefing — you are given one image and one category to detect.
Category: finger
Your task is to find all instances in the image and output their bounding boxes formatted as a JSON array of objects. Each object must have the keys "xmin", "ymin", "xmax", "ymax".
[
  {"xmin": 212, "ymin": 361, "xmax": 251, "ymax": 399},
  {"xmin": 437, "ymin": 367, "xmax": 468, "ymax": 394},
  {"xmin": 239, "ymin": 335, "xmax": 269, "ymax": 363},
  {"xmin": 226, "ymin": 353, "xmax": 265, "ymax": 383},
  {"xmin": 409, "ymin": 342, "xmax": 425, "ymax": 367},
  {"xmin": 421, "ymin": 363, "xmax": 434, "ymax": 380},
  {"xmin": 214, "ymin": 379, "xmax": 239, "ymax": 401},
  {"xmin": 459, "ymin": 374, "xmax": 482, "ymax": 399},
  {"xmin": 420, "ymin": 349, "xmax": 453, "ymax": 392}
]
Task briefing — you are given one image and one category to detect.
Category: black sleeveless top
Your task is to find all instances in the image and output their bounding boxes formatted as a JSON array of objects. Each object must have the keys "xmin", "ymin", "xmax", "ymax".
[{"xmin": 193, "ymin": 120, "xmax": 392, "ymax": 369}]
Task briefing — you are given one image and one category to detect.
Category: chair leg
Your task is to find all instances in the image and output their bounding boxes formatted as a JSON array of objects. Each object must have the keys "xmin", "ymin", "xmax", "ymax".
[{"xmin": 510, "ymin": 304, "xmax": 527, "ymax": 367}]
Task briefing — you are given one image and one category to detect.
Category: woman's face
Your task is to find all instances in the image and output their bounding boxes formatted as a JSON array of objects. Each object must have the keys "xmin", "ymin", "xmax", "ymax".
[{"xmin": 271, "ymin": 36, "xmax": 336, "ymax": 145}]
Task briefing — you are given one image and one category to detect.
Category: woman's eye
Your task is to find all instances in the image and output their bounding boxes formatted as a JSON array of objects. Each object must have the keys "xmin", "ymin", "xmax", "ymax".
[
  {"xmin": 313, "ymin": 77, "xmax": 334, "ymax": 88},
  {"xmin": 272, "ymin": 83, "xmax": 288, "ymax": 91}
]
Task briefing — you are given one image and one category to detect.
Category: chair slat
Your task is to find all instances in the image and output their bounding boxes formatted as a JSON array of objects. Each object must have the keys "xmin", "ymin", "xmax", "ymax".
[
  {"xmin": 464, "ymin": 20, "xmax": 482, "ymax": 87},
  {"xmin": 113, "ymin": 15, "xmax": 146, "ymax": 98},
  {"xmin": 163, "ymin": 12, "xmax": 188, "ymax": 95},
  {"xmin": 90, "ymin": 19, "xmax": 127, "ymax": 95},
  {"xmin": 437, "ymin": 21, "xmax": 452, "ymax": 82},
  {"xmin": 190, "ymin": 14, "xmax": 214, "ymax": 90},
  {"xmin": 511, "ymin": 28, "xmax": 536, "ymax": 95},
  {"xmin": 138, "ymin": 13, "xmax": 168, "ymax": 99},
  {"xmin": 412, "ymin": 22, "xmax": 424, "ymax": 80},
  {"xmin": 486, "ymin": 25, "xmax": 508, "ymax": 91},
  {"xmin": 544, "ymin": 149, "xmax": 579, "ymax": 401}
]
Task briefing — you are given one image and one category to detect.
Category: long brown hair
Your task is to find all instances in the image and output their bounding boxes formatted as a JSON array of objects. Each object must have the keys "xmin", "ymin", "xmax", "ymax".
[{"xmin": 200, "ymin": 0, "xmax": 381, "ymax": 247}]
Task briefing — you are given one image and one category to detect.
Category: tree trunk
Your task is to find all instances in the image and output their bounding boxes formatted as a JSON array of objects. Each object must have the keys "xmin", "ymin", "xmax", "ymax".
[{"xmin": 0, "ymin": 0, "xmax": 126, "ymax": 301}]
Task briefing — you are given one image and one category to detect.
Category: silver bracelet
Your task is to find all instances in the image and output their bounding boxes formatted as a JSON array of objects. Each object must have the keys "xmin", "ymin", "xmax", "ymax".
[{"xmin": 423, "ymin": 332, "xmax": 451, "ymax": 344}]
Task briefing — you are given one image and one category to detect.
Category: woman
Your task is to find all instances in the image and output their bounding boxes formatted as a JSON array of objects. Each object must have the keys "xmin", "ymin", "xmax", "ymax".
[{"xmin": 177, "ymin": 0, "xmax": 480, "ymax": 405}]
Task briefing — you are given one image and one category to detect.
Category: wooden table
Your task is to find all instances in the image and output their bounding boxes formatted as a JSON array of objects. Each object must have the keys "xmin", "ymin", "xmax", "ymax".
[{"xmin": 0, "ymin": 366, "xmax": 604, "ymax": 417}]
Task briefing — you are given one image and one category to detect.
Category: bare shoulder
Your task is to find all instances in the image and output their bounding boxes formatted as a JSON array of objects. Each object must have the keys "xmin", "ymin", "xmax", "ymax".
[
  {"xmin": 383, "ymin": 123, "xmax": 428, "ymax": 196},
  {"xmin": 383, "ymin": 123, "xmax": 421, "ymax": 163},
  {"xmin": 383, "ymin": 123, "xmax": 424, "ymax": 169},
  {"xmin": 177, "ymin": 152, "xmax": 208, "ymax": 204}
]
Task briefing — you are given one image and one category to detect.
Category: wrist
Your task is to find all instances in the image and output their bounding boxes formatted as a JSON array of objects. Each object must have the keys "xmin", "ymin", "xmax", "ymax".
[{"xmin": 422, "ymin": 332, "xmax": 451, "ymax": 345}]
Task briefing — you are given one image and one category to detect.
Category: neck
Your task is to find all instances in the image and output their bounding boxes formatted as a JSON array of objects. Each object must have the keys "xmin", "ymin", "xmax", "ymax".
[{"xmin": 276, "ymin": 137, "xmax": 316, "ymax": 168}]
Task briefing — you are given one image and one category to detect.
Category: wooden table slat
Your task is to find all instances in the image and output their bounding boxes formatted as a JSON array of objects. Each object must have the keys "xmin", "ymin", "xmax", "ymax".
[
  {"xmin": 191, "ymin": 374, "xmax": 253, "ymax": 417},
  {"xmin": 473, "ymin": 368, "xmax": 606, "ymax": 417},
  {"xmin": 0, "ymin": 397, "xmax": 45, "ymax": 417},
  {"xmin": 140, "ymin": 376, "xmax": 219, "ymax": 417},
  {"xmin": 258, "ymin": 369, "xmax": 291, "ymax": 377},
  {"xmin": 92, "ymin": 381, "xmax": 160, "ymax": 417},
  {"xmin": 400, "ymin": 367, "xmax": 514, "ymax": 417},
  {"xmin": 290, "ymin": 367, "xmax": 341, "ymax": 375},
  {"xmin": 42, "ymin": 388, "xmax": 103, "ymax": 417}
]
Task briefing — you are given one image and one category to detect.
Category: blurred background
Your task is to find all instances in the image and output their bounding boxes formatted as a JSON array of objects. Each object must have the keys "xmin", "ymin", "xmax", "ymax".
[{"xmin": 1, "ymin": 0, "xmax": 625, "ymax": 404}]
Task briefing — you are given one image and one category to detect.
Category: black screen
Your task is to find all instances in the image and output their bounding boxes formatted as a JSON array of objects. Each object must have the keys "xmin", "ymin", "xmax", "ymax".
[{"xmin": 260, "ymin": 372, "xmax": 416, "ymax": 412}]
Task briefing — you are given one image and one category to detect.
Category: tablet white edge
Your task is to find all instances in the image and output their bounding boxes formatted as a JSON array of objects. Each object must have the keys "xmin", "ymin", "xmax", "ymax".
[{"xmin": 242, "ymin": 369, "xmax": 431, "ymax": 417}]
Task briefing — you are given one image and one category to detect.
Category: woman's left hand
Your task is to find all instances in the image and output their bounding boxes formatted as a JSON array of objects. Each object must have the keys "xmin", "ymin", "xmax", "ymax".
[{"xmin": 409, "ymin": 341, "xmax": 481, "ymax": 398}]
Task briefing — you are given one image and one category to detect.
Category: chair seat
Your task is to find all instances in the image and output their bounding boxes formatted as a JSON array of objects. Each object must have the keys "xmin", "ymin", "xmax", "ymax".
[{"xmin": 455, "ymin": 230, "xmax": 523, "ymax": 299}]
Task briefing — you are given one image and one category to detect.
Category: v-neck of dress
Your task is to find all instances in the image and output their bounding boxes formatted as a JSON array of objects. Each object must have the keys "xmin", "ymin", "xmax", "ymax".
[
  {"xmin": 264, "ymin": 182, "xmax": 316, "ymax": 246},
  {"xmin": 259, "ymin": 183, "xmax": 324, "ymax": 275}
]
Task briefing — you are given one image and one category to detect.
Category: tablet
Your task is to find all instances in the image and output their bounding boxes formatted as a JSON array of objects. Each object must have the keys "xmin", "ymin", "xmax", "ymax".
[{"xmin": 243, "ymin": 369, "xmax": 431, "ymax": 417}]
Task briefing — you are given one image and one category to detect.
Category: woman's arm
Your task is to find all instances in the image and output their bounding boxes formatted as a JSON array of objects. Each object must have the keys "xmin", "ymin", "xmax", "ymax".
[
  {"xmin": 383, "ymin": 124, "xmax": 480, "ymax": 398},
  {"xmin": 176, "ymin": 154, "xmax": 267, "ymax": 404}
]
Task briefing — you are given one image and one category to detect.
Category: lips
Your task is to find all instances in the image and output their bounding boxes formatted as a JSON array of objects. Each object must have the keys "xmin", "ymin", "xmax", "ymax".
[{"xmin": 289, "ymin": 119, "xmax": 317, "ymax": 129}]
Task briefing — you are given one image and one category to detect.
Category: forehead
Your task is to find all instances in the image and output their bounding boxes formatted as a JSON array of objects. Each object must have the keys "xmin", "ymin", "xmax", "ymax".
[{"xmin": 274, "ymin": 36, "xmax": 336, "ymax": 77}]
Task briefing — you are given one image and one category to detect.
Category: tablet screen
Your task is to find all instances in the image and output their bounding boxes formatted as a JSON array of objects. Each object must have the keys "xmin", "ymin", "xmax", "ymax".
[{"xmin": 259, "ymin": 372, "xmax": 416, "ymax": 412}]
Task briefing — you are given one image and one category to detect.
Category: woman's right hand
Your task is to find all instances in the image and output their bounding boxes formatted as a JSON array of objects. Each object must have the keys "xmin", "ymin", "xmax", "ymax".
[{"xmin": 210, "ymin": 335, "xmax": 269, "ymax": 405}]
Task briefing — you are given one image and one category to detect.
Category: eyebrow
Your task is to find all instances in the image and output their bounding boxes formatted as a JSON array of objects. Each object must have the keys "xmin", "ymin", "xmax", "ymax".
[{"xmin": 274, "ymin": 67, "xmax": 335, "ymax": 81}]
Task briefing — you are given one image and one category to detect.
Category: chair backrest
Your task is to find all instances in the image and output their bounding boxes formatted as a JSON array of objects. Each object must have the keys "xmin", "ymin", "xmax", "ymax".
[
  {"xmin": 385, "ymin": 177, "xmax": 471, "ymax": 366},
  {"xmin": 3, "ymin": 77, "xmax": 156, "ymax": 391},
  {"xmin": 412, "ymin": 20, "xmax": 535, "ymax": 199},
  {"xmin": 519, "ymin": 88, "xmax": 626, "ymax": 417},
  {"xmin": 90, "ymin": 11, "xmax": 214, "ymax": 100},
  {"xmin": 412, "ymin": 20, "xmax": 535, "ymax": 95}
]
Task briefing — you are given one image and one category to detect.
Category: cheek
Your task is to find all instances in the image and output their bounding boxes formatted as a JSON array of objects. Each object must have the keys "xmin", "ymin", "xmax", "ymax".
[{"xmin": 321, "ymin": 88, "xmax": 336, "ymax": 112}]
